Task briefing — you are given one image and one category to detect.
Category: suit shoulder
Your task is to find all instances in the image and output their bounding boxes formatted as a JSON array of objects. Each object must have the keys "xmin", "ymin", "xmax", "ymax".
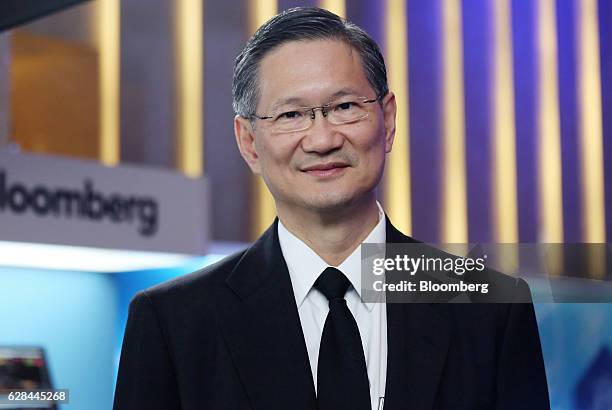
[
  {"xmin": 391, "ymin": 237, "xmax": 532, "ymax": 302},
  {"xmin": 141, "ymin": 248, "xmax": 247, "ymax": 302},
  {"xmin": 479, "ymin": 268, "xmax": 533, "ymax": 303}
]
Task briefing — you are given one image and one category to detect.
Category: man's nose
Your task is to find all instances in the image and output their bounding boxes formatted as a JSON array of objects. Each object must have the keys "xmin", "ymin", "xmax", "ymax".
[{"xmin": 300, "ymin": 110, "xmax": 344, "ymax": 154}]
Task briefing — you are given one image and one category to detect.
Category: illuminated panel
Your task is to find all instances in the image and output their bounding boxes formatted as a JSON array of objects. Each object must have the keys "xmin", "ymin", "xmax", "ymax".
[
  {"xmin": 492, "ymin": 0, "xmax": 518, "ymax": 243},
  {"xmin": 440, "ymin": 0, "xmax": 467, "ymax": 242},
  {"xmin": 577, "ymin": 0, "xmax": 605, "ymax": 278},
  {"xmin": 319, "ymin": 0, "xmax": 345, "ymax": 18},
  {"xmin": 99, "ymin": 0, "xmax": 120, "ymax": 165},
  {"xmin": 0, "ymin": 241, "xmax": 198, "ymax": 273},
  {"xmin": 175, "ymin": 0, "xmax": 204, "ymax": 178},
  {"xmin": 383, "ymin": 0, "xmax": 411, "ymax": 235},
  {"xmin": 250, "ymin": 0, "xmax": 278, "ymax": 238},
  {"xmin": 250, "ymin": 0, "xmax": 277, "ymax": 38},
  {"xmin": 576, "ymin": 0, "xmax": 605, "ymax": 243},
  {"xmin": 537, "ymin": 0, "xmax": 564, "ymax": 242}
]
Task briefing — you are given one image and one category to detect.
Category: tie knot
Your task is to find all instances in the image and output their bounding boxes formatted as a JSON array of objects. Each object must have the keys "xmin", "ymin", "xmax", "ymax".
[{"xmin": 314, "ymin": 267, "xmax": 351, "ymax": 301}]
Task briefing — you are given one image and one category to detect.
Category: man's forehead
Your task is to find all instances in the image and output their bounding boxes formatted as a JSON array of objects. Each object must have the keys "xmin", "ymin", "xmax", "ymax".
[
  {"xmin": 256, "ymin": 39, "xmax": 370, "ymax": 107},
  {"xmin": 259, "ymin": 38, "xmax": 358, "ymax": 67}
]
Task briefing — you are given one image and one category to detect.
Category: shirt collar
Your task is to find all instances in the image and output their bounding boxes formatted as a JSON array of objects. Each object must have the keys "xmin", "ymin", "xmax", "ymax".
[{"xmin": 278, "ymin": 202, "xmax": 386, "ymax": 312}]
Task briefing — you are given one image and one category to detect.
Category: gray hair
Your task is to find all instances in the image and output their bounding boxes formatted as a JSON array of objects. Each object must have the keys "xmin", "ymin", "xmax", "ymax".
[{"xmin": 232, "ymin": 7, "xmax": 389, "ymax": 118}]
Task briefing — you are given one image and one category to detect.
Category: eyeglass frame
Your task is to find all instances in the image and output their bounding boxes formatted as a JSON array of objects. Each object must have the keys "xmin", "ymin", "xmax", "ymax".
[{"xmin": 247, "ymin": 94, "xmax": 385, "ymax": 133}]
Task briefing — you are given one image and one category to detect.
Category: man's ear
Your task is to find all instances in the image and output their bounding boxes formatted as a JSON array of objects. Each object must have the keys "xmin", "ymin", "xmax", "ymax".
[
  {"xmin": 234, "ymin": 115, "xmax": 261, "ymax": 175},
  {"xmin": 381, "ymin": 92, "xmax": 397, "ymax": 153}
]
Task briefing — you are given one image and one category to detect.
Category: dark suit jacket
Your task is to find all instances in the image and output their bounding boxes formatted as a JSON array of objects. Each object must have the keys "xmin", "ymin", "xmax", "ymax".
[{"xmin": 113, "ymin": 218, "xmax": 550, "ymax": 410}]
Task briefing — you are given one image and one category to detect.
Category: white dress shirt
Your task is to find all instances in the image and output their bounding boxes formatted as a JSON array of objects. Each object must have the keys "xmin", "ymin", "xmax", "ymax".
[{"xmin": 278, "ymin": 203, "xmax": 387, "ymax": 410}]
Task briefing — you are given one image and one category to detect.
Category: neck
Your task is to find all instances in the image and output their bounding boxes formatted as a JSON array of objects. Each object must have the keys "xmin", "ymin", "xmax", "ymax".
[{"xmin": 277, "ymin": 195, "xmax": 380, "ymax": 266}]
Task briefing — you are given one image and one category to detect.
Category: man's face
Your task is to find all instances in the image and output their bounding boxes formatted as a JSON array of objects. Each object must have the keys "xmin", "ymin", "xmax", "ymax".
[{"xmin": 235, "ymin": 39, "xmax": 396, "ymax": 214}]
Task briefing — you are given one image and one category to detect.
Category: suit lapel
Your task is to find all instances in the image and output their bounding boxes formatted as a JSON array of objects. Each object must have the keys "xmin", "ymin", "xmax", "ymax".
[
  {"xmin": 215, "ymin": 216, "xmax": 451, "ymax": 410},
  {"xmin": 383, "ymin": 218, "xmax": 451, "ymax": 410},
  {"xmin": 216, "ymin": 220, "xmax": 317, "ymax": 410}
]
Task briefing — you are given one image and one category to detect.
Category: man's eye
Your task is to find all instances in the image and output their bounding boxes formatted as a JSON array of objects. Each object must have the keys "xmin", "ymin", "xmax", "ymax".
[
  {"xmin": 335, "ymin": 101, "xmax": 356, "ymax": 111},
  {"xmin": 277, "ymin": 111, "xmax": 302, "ymax": 120}
]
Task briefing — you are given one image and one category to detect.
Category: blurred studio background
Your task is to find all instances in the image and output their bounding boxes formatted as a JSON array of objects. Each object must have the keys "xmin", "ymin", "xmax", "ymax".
[{"xmin": 0, "ymin": 0, "xmax": 611, "ymax": 409}]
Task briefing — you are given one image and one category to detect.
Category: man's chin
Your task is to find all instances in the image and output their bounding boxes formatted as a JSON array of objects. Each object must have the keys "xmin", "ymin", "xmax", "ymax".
[{"xmin": 299, "ymin": 192, "xmax": 360, "ymax": 214}]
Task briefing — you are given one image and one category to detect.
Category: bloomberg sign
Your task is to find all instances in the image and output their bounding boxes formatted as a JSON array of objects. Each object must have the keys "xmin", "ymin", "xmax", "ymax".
[
  {"xmin": 0, "ymin": 171, "xmax": 158, "ymax": 237},
  {"xmin": 0, "ymin": 151, "xmax": 208, "ymax": 255}
]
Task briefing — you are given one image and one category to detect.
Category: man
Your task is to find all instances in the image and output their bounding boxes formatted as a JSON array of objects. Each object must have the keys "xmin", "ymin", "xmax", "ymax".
[{"xmin": 114, "ymin": 7, "xmax": 549, "ymax": 410}]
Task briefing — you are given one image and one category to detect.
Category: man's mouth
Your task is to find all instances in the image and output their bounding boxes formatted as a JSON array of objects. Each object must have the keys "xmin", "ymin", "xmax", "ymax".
[{"xmin": 301, "ymin": 162, "xmax": 349, "ymax": 178}]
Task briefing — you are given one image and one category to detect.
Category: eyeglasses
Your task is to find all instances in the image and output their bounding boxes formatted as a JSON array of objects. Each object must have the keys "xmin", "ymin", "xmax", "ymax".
[{"xmin": 249, "ymin": 95, "xmax": 383, "ymax": 133}]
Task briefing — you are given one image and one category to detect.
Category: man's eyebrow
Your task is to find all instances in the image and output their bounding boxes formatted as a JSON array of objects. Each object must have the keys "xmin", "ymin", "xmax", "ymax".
[
  {"xmin": 270, "ymin": 97, "xmax": 307, "ymax": 112},
  {"xmin": 327, "ymin": 89, "xmax": 362, "ymax": 100},
  {"xmin": 269, "ymin": 89, "xmax": 365, "ymax": 112}
]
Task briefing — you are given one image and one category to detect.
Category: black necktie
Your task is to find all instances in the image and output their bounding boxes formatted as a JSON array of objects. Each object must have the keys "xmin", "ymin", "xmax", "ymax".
[{"xmin": 314, "ymin": 267, "xmax": 371, "ymax": 410}]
